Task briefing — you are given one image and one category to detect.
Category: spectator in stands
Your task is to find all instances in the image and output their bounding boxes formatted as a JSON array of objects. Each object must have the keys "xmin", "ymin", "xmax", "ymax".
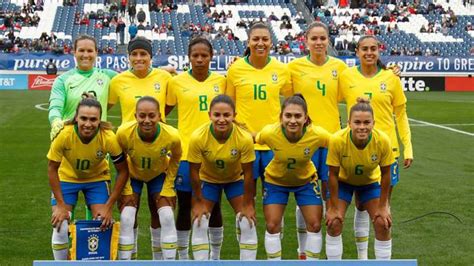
[
  {"xmin": 465, "ymin": 22, "xmax": 473, "ymax": 31},
  {"xmin": 420, "ymin": 25, "xmax": 427, "ymax": 33},
  {"xmin": 117, "ymin": 18, "xmax": 126, "ymax": 45},
  {"xmin": 413, "ymin": 48, "xmax": 422, "ymax": 56},
  {"xmin": 128, "ymin": 3, "xmax": 136, "ymax": 23},
  {"xmin": 281, "ymin": 12, "xmax": 290, "ymax": 22},
  {"xmin": 129, "ymin": 22, "xmax": 138, "ymax": 40},
  {"xmin": 46, "ymin": 58, "xmax": 58, "ymax": 75},
  {"xmin": 137, "ymin": 8, "xmax": 146, "ymax": 23},
  {"xmin": 268, "ymin": 12, "xmax": 279, "ymax": 21},
  {"xmin": 137, "ymin": 23, "xmax": 145, "ymax": 31},
  {"xmin": 295, "ymin": 12, "xmax": 306, "ymax": 24}
]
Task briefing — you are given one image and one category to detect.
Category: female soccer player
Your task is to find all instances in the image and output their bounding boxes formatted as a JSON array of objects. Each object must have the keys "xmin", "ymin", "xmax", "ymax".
[
  {"xmin": 165, "ymin": 37, "xmax": 226, "ymax": 260},
  {"xmin": 189, "ymin": 95, "xmax": 258, "ymax": 261},
  {"xmin": 325, "ymin": 98, "xmax": 394, "ymax": 260},
  {"xmin": 226, "ymin": 22, "xmax": 293, "ymax": 185},
  {"xmin": 47, "ymin": 95, "xmax": 129, "ymax": 260},
  {"xmin": 108, "ymin": 36, "xmax": 173, "ymax": 125},
  {"xmin": 255, "ymin": 94, "xmax": 331, "ymax": 260},
  {"xmin": 116, "ymin": 96, "xmax": 181, "ymax": 260},
  {"xmin": 287, "ymin": 22, "xmax": 348, "ymax": 259}
]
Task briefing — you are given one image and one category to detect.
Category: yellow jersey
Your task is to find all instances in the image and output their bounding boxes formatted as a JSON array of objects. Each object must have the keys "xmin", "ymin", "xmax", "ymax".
[
  {"xmin": 326, "ymin": 127, "xmax": 394, "ymax": 186},
  {"xmin": 188, "ymin": 122, "xmax": 255, "ymax": 184},
  {"xmin": 166, "ymin": 71, "xmax": 226, "ymax": 160},
  {"xmin": 47, "ymin": 124, "xmax": 123, "ymax": 183},
  {"xmin": 116, "ymin": 121, "xmax": 181, "ymax": 197},
  {"xmin": 226, "ymin": 56, "xmax": 293, "ymax": 150},
  {"xmin": 255, "ymin": 123, "xmax": 331, "ymax": 187},
  {"xmin": 109, "ymin": 68, "xmax": 172, "ymax": 124},
  {"xmin": 339, "ymin": 66, "xmax": 412, "ymax": 158},
  {"xmin": 288, "ymin": 56, "xmax": 348, "ymax": 133}
]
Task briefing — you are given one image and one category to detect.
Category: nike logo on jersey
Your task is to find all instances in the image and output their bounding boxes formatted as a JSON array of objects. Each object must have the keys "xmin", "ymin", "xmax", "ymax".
[
  {"xmin": 349, "ymin": 85, "xmax": 356, "ymax": 88},
  {"xmin": 273, "ymin": 148, "xmax": 282, "ymax": 151},
  {"xmin": 342, "ymin": 155, "xmax": 350, "ymax": 158},
  {"xmin": 182, "ymin": 88, "xmax": 190, "ymax": 93}
]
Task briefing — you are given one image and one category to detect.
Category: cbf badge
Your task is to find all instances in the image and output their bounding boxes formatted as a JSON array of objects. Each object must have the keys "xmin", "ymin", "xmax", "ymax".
[
  {"xmin": 154, "ymin": 83, "xmax": 161, "ymax": 92},
  {"xmin": 213, "ymin": 85, "xmax": 220, "ymax": 93},
  {"xmin": 331, "ymin": 70, "xmax": 338, "ymax": 80},
  {"xmin": 70, "ymin": 220, "xmax": 120, "ymax": 260},
  {"xmin": 271, "ymin": 72, "xmax": 278, "ymax": 83},
  {"xmin": 380, "ymin": 82, "xmax": 387, "ymax": 92},
  {"xmin": 97, "ymin": 79, "xmax": 104, "ymax": 86}
]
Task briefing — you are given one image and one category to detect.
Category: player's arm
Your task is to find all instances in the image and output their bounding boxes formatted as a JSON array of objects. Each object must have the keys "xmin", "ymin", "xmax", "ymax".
[
  {"xmin": 394, "ymin": 104, "xmax": 413, "ymax": 168},
  {"xmin": 48, "ymin": 76, "xmax": 66, "ymax": 124},
  {"xmin": 98, "ymin": 153, "xmax": 128, "ymax": 229},
  {"xmin": 165, "ymin": 77, "xmax": 177, "ymax": 116},
  {"xmin": 240, "ymin": 161, "xmax": 256, "ymax": 226},
  {"xmin": 326, "ymin": 165, "xmax": 343, "ymax": 227},
  {"xmin": 190, "ymin": 162, "xmax": 208, "ymax": 225},
  {"xmin": 48, "ymin": 160, "xmax": 70, "ymax": 229},
  {"xmin": 161, "ymin": 139, "xmax": 182, "ymax": 199},
  {"xmin": 374, "ymin": 165, "xmax": 392, "ymax": 230}
]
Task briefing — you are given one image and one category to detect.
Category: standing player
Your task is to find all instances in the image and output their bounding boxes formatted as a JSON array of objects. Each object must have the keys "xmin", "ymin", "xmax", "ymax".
[
  {"xmin": 108, "ymin": 36, "xmax": 173, "ymax": 259},
  {"xmin": 325, "ymin": 98, "xmax": 394, "ymax": 260},
  {"xmin": 116, "ymin": 97, "xmax": 181, "ymax": 260},
  {"xmin": 339, "ymin": 35, "xmax": 413, "ymax": 259},
  {"xmin": 226, "ymin": 21, "xmax": 292, "ymax": 190},
  {"xmin": 108, "ymin": 36, "xmax": 172, "ymax": 125},
  {"xmin": 48, "ymin": 96, "xmax": 129, "ymax": 260},
  {"xmin": 189, "ymin": 95, "xmax": 258, "ymax": 261},
  {"xmin": 287, "ymin": 22, "xmax": 348, "ymax": 259},
  {"xmin": 165, "ymin": 37, "xmax": 227, "ymax": 260},
  {"xmin": 255, "ymin": 94, "xmax": 331, "ymax": 260}
]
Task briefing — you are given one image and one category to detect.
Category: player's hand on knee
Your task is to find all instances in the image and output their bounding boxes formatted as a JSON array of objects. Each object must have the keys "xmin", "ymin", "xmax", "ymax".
[
  {"xmin": 159, "ymin": 196, "xmax": 176, "ymax": 209},
  {"xmin": 374, "ymin": 206, "xmax": 392, "ymax": 230},
  {"xmin": 192, "ymin": 204, "xmax": 209, "ymax": 227},
  {"xmin": 119, "ymin": 195, "xmax": 136, "ymax": 210},
  {"xmin": 239, "ymin": 207, "xmax": 257, "ymax": 228},
  {"xmin": 51, "ymin": 205, "xmax": 69, "ymax": 231},
  {"xmin": 50, "ymin": 119, "xmax": 65, "ymax": 141},
  {"xmin": 325, "ymin": 207, "xmax": 343, "ymax": 227}
]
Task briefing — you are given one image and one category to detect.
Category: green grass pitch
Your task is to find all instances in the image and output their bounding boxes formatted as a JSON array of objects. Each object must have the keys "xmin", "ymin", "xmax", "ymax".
[{"xmin": 0, "ymin": 91, "xmax": 473, "ymax": 265}]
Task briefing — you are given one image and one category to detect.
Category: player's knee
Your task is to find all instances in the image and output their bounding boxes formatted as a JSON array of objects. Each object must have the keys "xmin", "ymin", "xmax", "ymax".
[
  {"xmin": 373, "ymin": 217, "xmax": 391, "ymax": 234},
  {"xmin": 305, "ymin": 221, "xmax": 321, "ymax": 233},
  {"xmin": 266, "ymin": 220, "xmax": 282, "ymax": 234},
  {"xmin": 158, "ymin": 206, "xmax": 175, "ymax": 228},
  {"xmin": 52, "ymin": 220, "xmax": 69, "ymax": 244},
  {"xmin": 120, "ymin": 206, "xmax": 136, "ymax": 227},
  {"xmin": 328, "ymin": 219, "xmax": 343, "ymax": 236}
]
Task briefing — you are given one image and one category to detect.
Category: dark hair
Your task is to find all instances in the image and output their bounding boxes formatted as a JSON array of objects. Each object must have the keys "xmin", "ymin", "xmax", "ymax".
[
  {"xmin": 73, "ymin": 34, "xmax": 97, "ymax": 52},
  {"xmin": 136, "ymin": 96, "xmax": 160, "ymax": 112},
  {"xmin": 209, "ymin": 94, "xmax": 236, "ymax": 113},
  {"xmin": 128, "ymin": 36, "xmax": 153, "ymax": 57},
  {"xmin": 188, "ymin": 36, "xmax": 213, "ymax": 57},
  {"xmin": 349, "ymin": 97, "xmax": 374, "ymax": 120},
  {"xmin": 305, "ymin": 21, "xmax": 329, "ymax": 38},
  {"xmin": 65, "ymin": 92, "xmax": 112, "ymax": 130},
  {"xmin": 280, "ymin": 93, "xmax": 311, "ymax": 126},
  {"xmin": 356, "ymin": 35, "xmax": 386, "ymax": 70},
  {"xmin": 243, "ymin": 22, "xmax": 272, "ymax": 57}
]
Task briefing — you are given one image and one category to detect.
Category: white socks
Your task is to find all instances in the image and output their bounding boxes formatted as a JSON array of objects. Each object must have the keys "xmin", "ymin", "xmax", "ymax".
[
  {"xmin": 177, "ymin": 230, "xmax": 190, "ymax": 260},
  {"xmin": 265, "ymin": 231, "xmax": 281, "ymax": 260},
  {"xmin": 51, "ymin": 218, "xmax": 69, "ymax": 260},
  {"xmin": 191, "ymin": 215, "xmax": 210, "ymax": 260},
  {"xmin": 118, "ymin": 206, "xmax": 136, "ymax": 260},
  {"xmin": 158, "ymin": 206, "xmax": 177, "ymax": 260},
  {"xmin": 238, "ymin": 215, "xmax": 258, "ymax": 260},
  {"xmin": 150, "ymin": 227, "xmax": 162, "ymax": 260},
  {"xmin": 209, "ymin": 227, "xmax": 223, "ymax": 260},
  {"xmin": 354, "ymin": 208, "xmax": 370, "ymax": 260},
  {"xmin": 326, "ymin": 234, "xmax": 343, "ymax": 260},
  {"xmin": 375, "ymin": 239, "xmax": 392, "ymax": 260},
  {"xmin": 295, "ymin": 206, "xmax": 307, "ymax": 257},
  {"xmin": 305, "ymin": 231, "xmax": 322, "ymax": 260},
  {"xmin": 131, "ymin": 227, "xmax": 138, "ymax": 259}
]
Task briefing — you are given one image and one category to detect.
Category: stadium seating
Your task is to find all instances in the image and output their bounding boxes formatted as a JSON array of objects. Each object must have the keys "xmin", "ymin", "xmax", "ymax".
[{"xmin": 1, "ymin": 0, "xmax": 473, "ymax": 56}]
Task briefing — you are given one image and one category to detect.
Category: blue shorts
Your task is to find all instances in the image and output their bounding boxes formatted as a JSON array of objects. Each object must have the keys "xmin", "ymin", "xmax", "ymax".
[
  {"xmin": 262, "ymin": 180, "xmax": 322, "ymax": 206},
  {"xmin": 201, "ymin": 180, "xmax": 244, "ymax": 203},
  {"xmin": 311, "ymin": 147, "xmax": 329, "ymax": 182},
  {"xmin": 175, "ymin": 161, "xmax": 191, "ymax": 192},
  {"xmin": 131, "ymin": 173, "xmax": 165, "ymax": 196},
  {"xmin": 51, "ymin": 181, "xmax": 110, "ymax": 206},
  {"xmin": 338, "ymin": 181, "xmax": 381, "ymax": 204},
  {"xmin": 391, "ymin": 159, "xmax": 400, "ymax": 186},
  {"xmin": 253, "ymin": 150, "xmax": 274, "ymax": 180}
]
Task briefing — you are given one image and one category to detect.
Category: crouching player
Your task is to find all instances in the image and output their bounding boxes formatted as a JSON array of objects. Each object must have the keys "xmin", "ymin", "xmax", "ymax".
[
  {"xmin": 116, "ymin": 96, "xmax": 181, "ymax": 260},
  {"xmin": 325, "ymin": 98, "xmax": 394, "ymax": 260},
  {"xmin": 189, "ymin": 95, "xmax": 258, "ymax": 260},
  {"xmin": 48, "ymin": 96, "xmax": 129, "ymax": 260}
]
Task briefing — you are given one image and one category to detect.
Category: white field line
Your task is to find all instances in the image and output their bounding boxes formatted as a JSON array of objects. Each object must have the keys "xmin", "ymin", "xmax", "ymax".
[
  {"xmin": 411, "ymin": 123, "xmax": 474, "ymax": 127},
  {"xmin": 35, "ymin": 103, "xmax": 177, "ymax": 121},
  {"xmin": 409, "ymin": 118, "xmax": 474, "ymax": 137}
]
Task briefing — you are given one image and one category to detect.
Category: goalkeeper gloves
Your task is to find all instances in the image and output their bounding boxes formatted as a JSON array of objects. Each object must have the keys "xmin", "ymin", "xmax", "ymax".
[{"xmin": 50, "ymin": 119, "xmax": 65, "ymax": 141}]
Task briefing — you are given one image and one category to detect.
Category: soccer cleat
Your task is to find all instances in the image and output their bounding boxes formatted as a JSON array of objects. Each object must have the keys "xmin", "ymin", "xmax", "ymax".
[{"xmin": 298, "ymin": 252, "xmax": 307, "ymax": 260}]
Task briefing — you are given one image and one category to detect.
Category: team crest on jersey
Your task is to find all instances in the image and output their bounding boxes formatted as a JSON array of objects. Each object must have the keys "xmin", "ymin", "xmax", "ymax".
[
  {"xmin": 160, "ymin": 148, "xmax": 168, "ymax": 156},
  {"xmin": 371, "ymin": 154, "xmax": 378, "ymax": 162},
  {"xmin": 230, "ymin": 148, "xmax": 238, "ymax": 157},
  {"xmin": 154, "ymin": 83, "xmax": 161, "ymax": 92},
  {"xmin": 175, "ymin": 176, "xmax": 183, "ymax": 186},
  {"xmin": 380, "ymin": 82, "xmax": 387, "ymax": 92},
  {"xmin": 97, "ymin": 79, "xmax": 103, "ymax": 86},
  {"xmin": 331, "ymin": 70, "xmax": 338, "ymax": 79},
  {"xmin": 304, "ymin": 147, "xmax": 311, "ymax": 156},
  {"xmin": 96, "ymin": 150, "xmax": 105, "ymax": 159},
  {"xmin": 271, "ymin": 73, "xmax": 278, "ymax": 83},
  {"xmin": 213, "ymin": 85, "xmax": 220, "ymax": 93},
  {"xmin": 88, "ymin": 234, "xmax": 99, "ymax": 252}
]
